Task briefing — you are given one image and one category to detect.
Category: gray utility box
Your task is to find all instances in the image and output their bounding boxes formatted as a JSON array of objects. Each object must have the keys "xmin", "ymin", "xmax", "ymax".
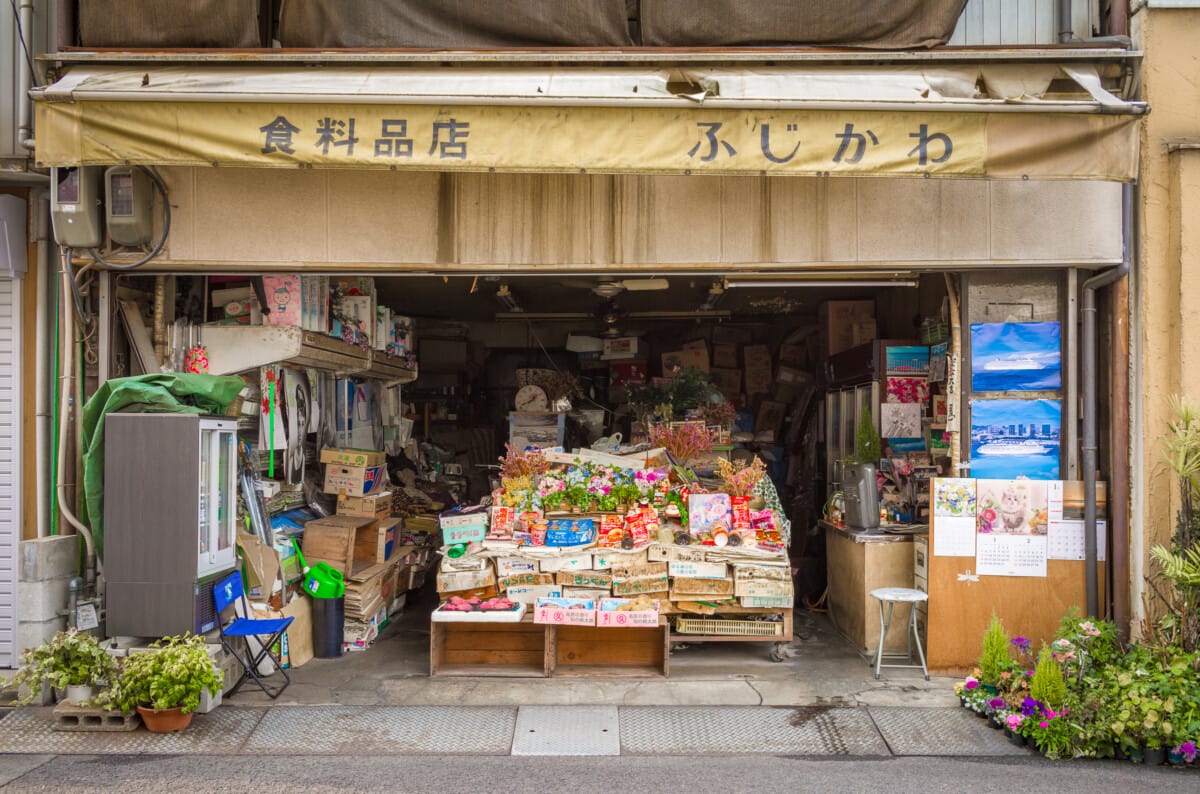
[{"xmin": 104, "ymin": 413, "xmax": 239, "ymax": 638}]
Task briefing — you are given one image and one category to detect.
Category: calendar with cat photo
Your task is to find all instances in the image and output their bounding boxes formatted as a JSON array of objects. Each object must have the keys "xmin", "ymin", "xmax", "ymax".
[{"xmin": 975, "ymin": 479, "xmax": 1048, "ymax": 535}]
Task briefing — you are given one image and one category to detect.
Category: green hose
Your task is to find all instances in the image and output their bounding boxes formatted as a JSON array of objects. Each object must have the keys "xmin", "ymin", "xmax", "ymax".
[{"xmin": 49, "ymin": 261, "xmax": 60, "ymax": 536}]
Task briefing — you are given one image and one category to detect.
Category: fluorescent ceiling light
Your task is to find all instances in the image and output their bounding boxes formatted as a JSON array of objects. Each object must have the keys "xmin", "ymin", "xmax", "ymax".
[{"xmin": 725, "ymin": 279, "xmax": 918, "ymax": 288}]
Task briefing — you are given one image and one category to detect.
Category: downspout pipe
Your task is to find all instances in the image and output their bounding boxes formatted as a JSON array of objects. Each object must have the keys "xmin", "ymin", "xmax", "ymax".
[
  {"xmin": 1110, "ymin": 0, "xmax": 1130, "ymax": 37},
  {"xmin": 1081, "ymin": 182, "xmax": 1133, "ymax": 618},
  {"xmin": 1058, "ymin": 0, "xmax": 1076, "ymax": 42},
  {"xmin": 16, "ymin": 0, "xmax": 36, "ymax": 150}
]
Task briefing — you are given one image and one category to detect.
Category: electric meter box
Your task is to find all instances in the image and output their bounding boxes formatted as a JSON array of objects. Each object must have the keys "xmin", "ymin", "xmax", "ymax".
[
  {"xmin": 50, "ymin": 167, "xmax": 103, "ymax": 248},
  {"xmin": 104, "ymin": 166, "xmax": 154, "ymax": 246}
]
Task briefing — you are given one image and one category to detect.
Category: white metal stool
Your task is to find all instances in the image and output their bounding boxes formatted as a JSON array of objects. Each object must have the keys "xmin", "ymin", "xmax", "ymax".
[{"xmin": 869, "ymin": 587, "xmax": 929, "ymax": 681}]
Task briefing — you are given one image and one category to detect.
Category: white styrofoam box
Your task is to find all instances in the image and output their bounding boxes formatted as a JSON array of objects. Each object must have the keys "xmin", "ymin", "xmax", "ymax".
[
  {"xmin": 495, "ymin": 557, "xmax": 539, "ymax": 577},
  {"xmin": 668, "ymin": 560, "xmax": 728, "ymax": 580},
  {"xmin": 538, "ymin": 554, "xmax": 592, "ymax": 573},
  {"xmin": 505, "ymin": 585, "xmax": 561, "ymax": 605},
  {"xmin": 566, "ymin": 334, "xmax": 604, "ymax": 353}
]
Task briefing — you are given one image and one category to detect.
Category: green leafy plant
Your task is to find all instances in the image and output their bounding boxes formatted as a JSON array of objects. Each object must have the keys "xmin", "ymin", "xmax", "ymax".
[
  {"xmin": 1031, "ymin": 646, "xmax": 1068, "ymax": 708},
  {"xmin": 852, "ymin": 404, "xmax": 882, "ymax": 465},
  {"xmin": 1148, "ymin": 396, "xmax": 1200, "ymax": 654},
  {"xmin": 99, "ymin": 634, "xmax": 222, "ymax": 715},
  {"xmin": 979, "ymin": 613, "xmax": 1011, "ymax": 686},
  {"xmin": 9, "ymin": 630, "xmax": 117, "ymax": 705}
]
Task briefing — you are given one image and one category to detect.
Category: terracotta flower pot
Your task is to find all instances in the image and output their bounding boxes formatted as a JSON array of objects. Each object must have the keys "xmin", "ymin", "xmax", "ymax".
[{"xmin": 137, "ymin": 705, "xmax": 194, "ymax": 734}]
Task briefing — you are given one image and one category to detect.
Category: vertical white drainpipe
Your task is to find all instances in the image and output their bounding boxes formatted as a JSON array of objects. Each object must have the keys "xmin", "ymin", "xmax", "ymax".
[
  {"xmin": 34, "ymin": 195, "xmax": 51, "ymax": 537},
  {"xmin": 17, "ymin": 0, "xmax": 36, "ymax": 150}
]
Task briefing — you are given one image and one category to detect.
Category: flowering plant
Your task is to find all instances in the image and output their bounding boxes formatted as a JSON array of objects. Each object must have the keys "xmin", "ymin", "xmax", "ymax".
[
  {"xmin": 537, "ymin": 474, "xmax": 568, "ymax": 511},
  {"xmin": 634, "ymin": 468, "xmax": 668, "ymax": 498},
  {"xmin": 498, "ymin": 444, "xmax": 551, "ymax": 482},
  {"xmin": 716, "ymin": 457, "xmax": 767, "ymax": 497},
  {"xmin": 1172, "ymin": 740, "xmax": 1198, "ymax": 764},
  {"xmin": 1021, "ymin": 701, "xmax": 1075, "ymax": 759},
  {"xmin": 703, "ymin": 401, "xmax": 738, "ymax": 428},
  {"xmin": 650, "ymin": 422, "xmax": 714, "ymax": 464}
]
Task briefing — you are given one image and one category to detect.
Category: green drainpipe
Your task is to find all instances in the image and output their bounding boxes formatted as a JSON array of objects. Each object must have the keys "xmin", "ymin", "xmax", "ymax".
[{"xmin": 49, "ymin": 264, "xmax": 60, "ymax": 536}]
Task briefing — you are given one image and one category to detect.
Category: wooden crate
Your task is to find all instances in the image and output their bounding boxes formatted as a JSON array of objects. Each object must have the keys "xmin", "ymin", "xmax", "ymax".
[
  {"xmin": 302, "ymin": 515, "xmax": 380, "ymax": 575},
  {"xmin": 430, "ymin": 619, "xmax": 546, "ymax": 677},
  {"xmin": 548, "ymin": 623, "xmax": 668, "ymax": 677}
]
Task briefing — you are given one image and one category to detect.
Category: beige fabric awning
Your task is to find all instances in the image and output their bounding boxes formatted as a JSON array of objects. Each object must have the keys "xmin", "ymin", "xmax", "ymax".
[{"xmin": 34, "ymin": 65, "xmax": 1145, "ymax": 181}]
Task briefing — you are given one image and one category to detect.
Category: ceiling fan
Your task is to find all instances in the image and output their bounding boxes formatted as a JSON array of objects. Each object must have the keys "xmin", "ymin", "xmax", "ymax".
[{"xmin": 559, "ymin": 277, "xmax": 671, "ymax": 298}]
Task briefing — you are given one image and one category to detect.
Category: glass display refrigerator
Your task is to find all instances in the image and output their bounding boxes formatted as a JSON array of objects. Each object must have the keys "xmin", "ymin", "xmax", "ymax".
[{"xmin": 104, "ymin": 413, "xmax": 238, "ymax": 637}]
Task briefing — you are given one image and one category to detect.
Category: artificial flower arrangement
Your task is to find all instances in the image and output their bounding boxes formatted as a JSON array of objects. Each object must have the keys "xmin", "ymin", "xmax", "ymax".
[
  {"xmin": 716, "ymin": 457, "xmax": 767, "ymax": 498},
  {"xmin": 650, "ymin": 422, "xmax": 714, "ymax": 483}
]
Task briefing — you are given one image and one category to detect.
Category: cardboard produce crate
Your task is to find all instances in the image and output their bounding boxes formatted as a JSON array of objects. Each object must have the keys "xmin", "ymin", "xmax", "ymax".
[{"xmin": 337, "ymin": 490, "xmax": 392, "ymax": 518}]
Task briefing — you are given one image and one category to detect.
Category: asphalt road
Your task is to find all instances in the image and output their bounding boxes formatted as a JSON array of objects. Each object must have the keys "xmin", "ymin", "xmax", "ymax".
[{"xmin": 1, "ymin": 753, "xmax": 1195, "ymax": 793}]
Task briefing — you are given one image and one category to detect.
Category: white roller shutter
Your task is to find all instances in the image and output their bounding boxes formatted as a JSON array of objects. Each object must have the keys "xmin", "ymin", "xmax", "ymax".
[{"xmin": 0, "ymin": 275, "xmax": 20, "ymax": 668}]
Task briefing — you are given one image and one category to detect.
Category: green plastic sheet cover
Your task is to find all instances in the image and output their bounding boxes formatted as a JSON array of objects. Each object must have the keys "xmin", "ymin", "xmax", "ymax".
[{"xmin": 80, "ymin": 373, "xmax": 246, "ymax": 562}]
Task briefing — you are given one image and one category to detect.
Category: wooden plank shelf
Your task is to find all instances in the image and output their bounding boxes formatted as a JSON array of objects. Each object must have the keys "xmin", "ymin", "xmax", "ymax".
[{"xmin": 430, "ymin": 616, "xmax": 669, "ymax": 677}]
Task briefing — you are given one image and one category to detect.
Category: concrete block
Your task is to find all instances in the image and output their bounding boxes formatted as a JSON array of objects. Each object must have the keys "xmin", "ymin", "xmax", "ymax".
[
  {"xmin": 16, "ymin": 617, "xmax": 67, "ymax": 655},
  {"xmin": 20, "ymin": 536, "xmax": 80, "ymax": 582},
  {"xmin": 52, "ymin": 702, "xmax": 141, "ymax": 732},
  {"xmin": 16, "ymin": 578, "xmax": 71, "ymax": 623}
]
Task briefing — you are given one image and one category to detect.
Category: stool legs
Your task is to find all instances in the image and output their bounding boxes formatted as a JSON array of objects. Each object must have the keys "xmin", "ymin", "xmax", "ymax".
[
  {"xmin": 874, "ymin": 599, "xmax": 895, "ymax": 680},
  {"xmin": 910, "ymin": 606, "xmax": 929, "ymax": 681},
  {"xmin": 873, "ymin": 599, "xmax": 929, "ymax": 680}
]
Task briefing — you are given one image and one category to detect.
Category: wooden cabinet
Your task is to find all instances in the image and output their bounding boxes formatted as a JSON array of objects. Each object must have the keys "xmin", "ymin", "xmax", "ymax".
[{"xmin": 823, "ymin": 521, "xmax": 917, "ymax": 656}]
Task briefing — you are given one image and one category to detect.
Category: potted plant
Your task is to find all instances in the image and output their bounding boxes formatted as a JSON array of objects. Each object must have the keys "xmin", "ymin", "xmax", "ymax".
[
  {"xmin": 979, "ymin": 613, "xmax": 1010, "ymax": 693},
  {"xmin": 100, "ymin": 634, "xmax": 223, "ymax": 733},
  {"xmin": 10, "ymin": 629, "xmax": 117, "ymax": 705}
]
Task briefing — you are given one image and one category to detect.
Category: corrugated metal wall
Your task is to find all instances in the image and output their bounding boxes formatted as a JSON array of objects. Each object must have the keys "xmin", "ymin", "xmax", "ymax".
[
  {"xmin": 0, "ymin": 275, "xmax": 21, "ymax": 668},
  {"xmin": 949, "ymin": 0, "xmax": 1095, "ymax": 44}
]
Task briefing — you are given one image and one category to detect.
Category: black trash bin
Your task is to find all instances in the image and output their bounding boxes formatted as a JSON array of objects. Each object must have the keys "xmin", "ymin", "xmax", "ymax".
[{"xmin": 311, "ymin": 595, "xmax": 345, "ymax": 658}]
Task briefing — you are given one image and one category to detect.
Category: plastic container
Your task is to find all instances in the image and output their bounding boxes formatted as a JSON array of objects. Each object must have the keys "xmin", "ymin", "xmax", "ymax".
[{"xmin": 312, "ymin": 595, "xmax": 345, "ymax": 658}]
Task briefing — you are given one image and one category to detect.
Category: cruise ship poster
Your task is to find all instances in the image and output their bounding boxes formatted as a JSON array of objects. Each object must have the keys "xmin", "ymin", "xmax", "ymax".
[
  {"xmin": 970, "ymin": 322, "xmax": 1062, "ymax": 391},
  {"xmin": 969, "ymin": 399, "xmax": 1061, "ymax": 480}
]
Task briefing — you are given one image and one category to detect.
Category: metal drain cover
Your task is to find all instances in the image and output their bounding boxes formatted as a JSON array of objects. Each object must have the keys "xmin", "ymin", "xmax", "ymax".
[
  {"xmin": 242, "ymin": 706, "xmax": 517, "ymax": 755},
  {"xmin": 868, "ymin": 706, "xmax": 1029, "ymax": 756},
  {"xmin": 512, "ymin": 706, "xmax": 620, "ymax": 756},
  {"xmin": 620, "ymin": 706, "xmax": 890, "ymax": 755},
  {"xmin": 0, "ymin": 707, "xmax": 263, "ymax": 755}
]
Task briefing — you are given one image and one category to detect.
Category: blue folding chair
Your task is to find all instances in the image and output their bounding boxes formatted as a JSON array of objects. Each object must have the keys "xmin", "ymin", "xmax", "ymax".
[{"xmin": 213, "ymin": 570, "xmax": 294, "ymax": 699}]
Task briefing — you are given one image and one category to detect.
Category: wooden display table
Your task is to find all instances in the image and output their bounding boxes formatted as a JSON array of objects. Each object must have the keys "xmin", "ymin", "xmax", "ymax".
[
  {"xmin": 430, "ymin": 615, "xmax": 669, "ymax": 678},
  {"xmin": 666, "ymin": 606, "xmax": 794, "ymax": 663},
  {"xmin": 822, "ymin": 520, "xmax": 923, "ymax": 657}
]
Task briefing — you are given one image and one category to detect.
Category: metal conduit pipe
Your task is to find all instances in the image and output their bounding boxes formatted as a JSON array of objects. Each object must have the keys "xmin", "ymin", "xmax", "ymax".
[
  {"xmin": 16, "ymin": 0, "xmax": 36, "ymax": 150},
  {"xmin": 1058, "ymin": 0, "xmax": 1076, "ymax": 42},
  {"xmin": 1081, "ymin": 182, "xmax": 1133, "ymax": 618},
  {"xmin": 55, "ymin": 248, "xmax": 101, "ymax": 588}
]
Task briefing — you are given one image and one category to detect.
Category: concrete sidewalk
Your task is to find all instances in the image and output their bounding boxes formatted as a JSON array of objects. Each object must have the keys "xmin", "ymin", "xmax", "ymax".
[
  {"xmin": 0, "ymin": 704, "xmax": 1023, "ymax": 758},
  {"xmin": 224, "ymin": 608, "xmax": 957, "ymax": 709}
]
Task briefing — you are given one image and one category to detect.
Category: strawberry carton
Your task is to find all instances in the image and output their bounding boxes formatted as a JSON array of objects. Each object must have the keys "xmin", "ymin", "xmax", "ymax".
[
  {"xmin": 596, "ymin": 598, "xmax": 660, "ymax": 628},
  {"xmin": 533, "ymin": 597, "xmax": 596, "ymax": 626}
]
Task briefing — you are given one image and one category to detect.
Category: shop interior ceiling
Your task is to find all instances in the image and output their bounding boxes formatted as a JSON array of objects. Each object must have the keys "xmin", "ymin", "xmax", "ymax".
[{"xmin": 373, "ymin": 275, "xmax": 918, "ymax": 326}]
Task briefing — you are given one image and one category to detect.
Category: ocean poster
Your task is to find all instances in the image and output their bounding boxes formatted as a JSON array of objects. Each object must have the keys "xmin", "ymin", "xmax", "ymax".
[
  {"xmin": 970, "ymin": 322, "xmax": 1062, "ymax": 391},
  {"xmin": 969, "ymin": 399, "xmax": 1061, "ymax": 480}
]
